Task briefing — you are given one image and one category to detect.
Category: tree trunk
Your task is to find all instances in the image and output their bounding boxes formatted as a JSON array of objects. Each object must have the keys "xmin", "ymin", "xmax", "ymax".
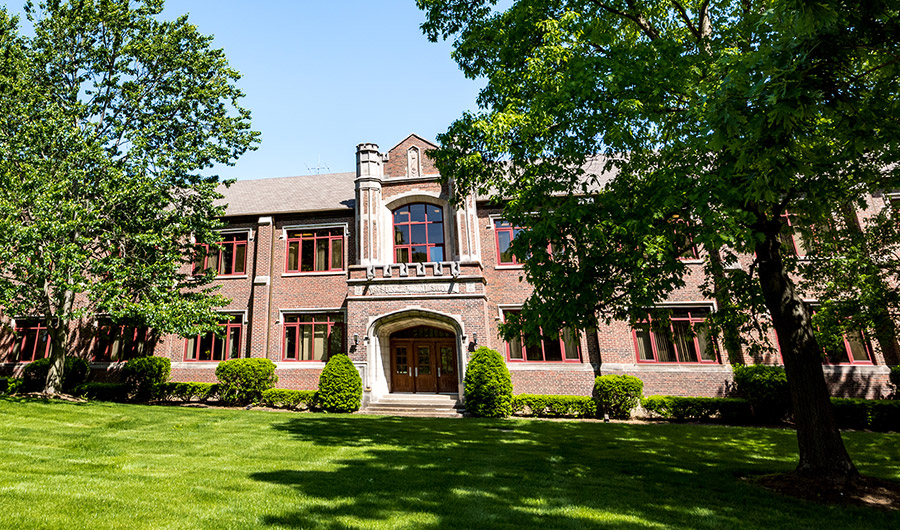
[
  {"xmin": 755, "ymin": 231, "xmax": 858, "ymax": 478},
  {"xmin": 44, "ymin": 289, "xmax": 75, "ymax": 394},
  {"xmin": 44, "ymin": 322, "xmax": 67, "ymax": 394}
]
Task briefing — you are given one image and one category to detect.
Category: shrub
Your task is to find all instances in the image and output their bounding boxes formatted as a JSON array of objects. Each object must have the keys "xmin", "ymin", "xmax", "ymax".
[
  {"xmin": 511, "ymin": 394, "xmax": 596, "ymax": 418},
  {"xmin": 641, "ymin": 396, "xmax": 752, "ymax": 423},
  {"xmin": 0, "ymin": 377, "xmax": 22, "ymax": 395},
  {"xmin": 594, "ymin": 375, "xmax": 643, "ymax": 419},
  {"xmin": 215, "ymin": 358, "xmax": 278, "ymax": 406},
  {"xmin": 463, "ymin": 346, "xmax": 513, "ymax": 418},
  {"xmin": 260, "ymin": 388, "xmax": 318, "ymax": 411},
  {"xmin": 73, "ymin": 382, "xmax": 130, "ymax": 402},
  {"xmin": 890, "ymin": 366, "xmax": 900, "ymax": 394},
  {"xmin": 317, "ymin": 354, "xmax": 362, "ymax": 413},
  {"xmin": 158, "ymin": 382, "xmax": 219, "ymax": 402},
  {"xmin": 123, "ymin": 357, "xmax": 171, "ymax": 401},
  {"xmin": 21, "ymin": 356, "xmax": 90, "ymax": 393},
  {"xmin": 831, "ymin": 398, "xmax": 900, "ymax": 432},
  {"xmin": 732, "ymin": 364, "xmax": 791, "ymax": 423}
]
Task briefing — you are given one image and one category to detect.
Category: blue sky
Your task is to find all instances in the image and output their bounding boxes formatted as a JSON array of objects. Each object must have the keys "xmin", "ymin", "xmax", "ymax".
[
  {"xmin": 8, "ymin": 1, "xmax": 484, "ymax": 180},
  {"xmin": 159, "ymin": 1, "xmax": 483, "ymax": 180}
]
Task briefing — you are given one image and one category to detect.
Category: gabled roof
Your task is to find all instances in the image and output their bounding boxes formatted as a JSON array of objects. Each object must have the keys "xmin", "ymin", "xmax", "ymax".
[
  {"xmin": 215, "ymin": 172, "xmax": 356, "ymax": 217},
  {"xmin": 389, "ymin": 133, "xmax": 438, "ymax": 152}
]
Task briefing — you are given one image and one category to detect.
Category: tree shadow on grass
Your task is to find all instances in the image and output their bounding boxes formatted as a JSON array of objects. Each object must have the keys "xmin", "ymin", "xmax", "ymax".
[{"xmin": 251, "ymin": 416, "xmax": 899, "ymax": 529}]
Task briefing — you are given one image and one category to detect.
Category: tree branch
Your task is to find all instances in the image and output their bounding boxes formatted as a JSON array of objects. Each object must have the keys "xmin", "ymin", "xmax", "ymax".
[
  {"xmin": 587, "ymin": 0, "xmax": 660, "ymax": 40},
  {"xmin": 670, "ymin": 0, "xmax": 701, "ymax": 41}
]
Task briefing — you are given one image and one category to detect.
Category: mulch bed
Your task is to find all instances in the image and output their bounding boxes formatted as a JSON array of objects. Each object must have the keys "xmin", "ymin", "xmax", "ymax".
[{"xmin": 752, "ymin": 472, "xmax": 900, "ymax": 511}]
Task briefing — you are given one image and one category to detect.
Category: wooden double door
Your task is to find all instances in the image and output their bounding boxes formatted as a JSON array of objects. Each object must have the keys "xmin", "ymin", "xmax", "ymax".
[{"xmin": 390, "ymin": 337, "xmax": 458, "ymax": 394}]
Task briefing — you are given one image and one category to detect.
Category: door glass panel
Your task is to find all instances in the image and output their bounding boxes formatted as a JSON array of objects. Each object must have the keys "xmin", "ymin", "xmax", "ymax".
[
  {"xmin": 440, "ymin": 346, "xmax": 454, "ymax": 374},
  {"xmin": 417, "ymin": 346, "xmax": 432, "ymax": 375},
  {"xmin": 395, "ymin": 347, "xmax": 408, "ymax": 374}
]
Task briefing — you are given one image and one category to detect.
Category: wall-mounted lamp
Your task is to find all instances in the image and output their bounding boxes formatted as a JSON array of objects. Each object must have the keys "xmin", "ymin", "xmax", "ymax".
[
  {"xmin": 353, "ymin": 333, "xmax": 359, "ymax": 346},
  {"xmin": 472, "ymin": 332, "xmax": 478, "ymax": 345}
]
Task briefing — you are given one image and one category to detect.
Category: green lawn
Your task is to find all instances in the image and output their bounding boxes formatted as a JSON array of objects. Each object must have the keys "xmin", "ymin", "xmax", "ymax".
[{"xmin": 0, "ymin": 398, "xmax": 897, "ymax": 529}]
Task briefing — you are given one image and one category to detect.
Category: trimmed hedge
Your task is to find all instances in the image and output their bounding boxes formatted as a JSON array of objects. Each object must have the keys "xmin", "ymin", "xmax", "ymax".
[
  {"xmin": 215, "ymin": 358, "xmax": 278, "ymax": 406},
  {"xmin": 511, "ymin": 394, "xmax": 596, "ymax": 418},
  {"xmin": 641, "ymin": 396, "xmax": 753, "ymax": 422},
  {"xmin": 21, "ymin": 356, "xmax": 90, "ymax": 393},
  {"xmin": 317, "ymin": 354, "xmax": 362, "ymax": 413},
  {"xmin": 123, "ymin": 357, "xmax": 171, "ymax": 401},
  {"xmin": 0, "ymin": 377, "xmax": 22, "ymax": 395},
  {"xmin": 463, "ymin": 346, "xmax": 513, "ymax": 418},
  {"xmin": 732, "ymin": 364, "xmax": 791, "ymax": 423},
  {"xmin": 594, "ymin": 375, "xmax": 643, "ymax": 419},
  {"xmin": 259, "ymin": 389, "xmax": 318, "ymax": 411},
  {"xmin": 159, "ymin": 382, "xmax": 219, "ymax": 402},
  {"xmin": 73, "ymin": 382, "xmax": 130, "ymax": 402},
  {"xmin": 831, "ymin": 398, "xmax": 900, "ymax": 432}
]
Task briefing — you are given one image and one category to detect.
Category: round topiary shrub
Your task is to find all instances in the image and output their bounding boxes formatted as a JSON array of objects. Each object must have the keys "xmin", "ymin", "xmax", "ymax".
[
  {"xmin": 21, "ymin": 356, "xmax": 90, "ymax": 393},
  {"xmin": 317, "ymin": 354, "xmax": 362, "ymax": 413},
  {"xmin": 732, "ymin": 364, "xmax": 791, "ymax": 423},
  {"xmin": 594, "ymin": 374, "xmax": 643, "ymax": 419},
  {"xmin": 463, "ymin": 346, "xmax": 513, "ymax": 418},
  {"xmin": 215, "ymin": 358, "xmax": 277, "ymax": 406},
  {"xmin": 123, "ymin": 356, "xmax": 171, "ymax": 402}
]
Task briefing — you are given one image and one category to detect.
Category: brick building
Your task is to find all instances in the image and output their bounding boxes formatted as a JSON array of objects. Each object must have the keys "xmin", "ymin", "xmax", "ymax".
[{"xmin": 2, "ymin": 134, "xmax": 895, "ymax": 403}]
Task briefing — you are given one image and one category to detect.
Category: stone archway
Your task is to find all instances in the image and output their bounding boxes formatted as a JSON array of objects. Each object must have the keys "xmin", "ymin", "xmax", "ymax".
[{"xmin": 366, "ymin": 309, "xmax": 465, "ymax": 399}]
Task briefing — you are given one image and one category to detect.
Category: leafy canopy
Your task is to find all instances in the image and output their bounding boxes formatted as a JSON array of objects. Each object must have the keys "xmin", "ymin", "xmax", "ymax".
[
  {"xmin": 0, "ymin": 0, "xmax": 258, "ymax": 339},
  {"xmin": 419, "ymin": 0, "xmax": 900, "ymax": 344}
]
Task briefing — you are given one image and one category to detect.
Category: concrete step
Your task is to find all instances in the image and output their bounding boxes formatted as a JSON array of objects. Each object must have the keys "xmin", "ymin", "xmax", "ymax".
[
  {"xmin": 363, "ymin": 393, "xmax": 465, "ymax": 417},
  {"xmin": 373, "ymin": 393, "xmax": 460, "ymax": 405},
  {"xmin": 359, "ymin": 406, "xmax": 464, "ymax": 418}
]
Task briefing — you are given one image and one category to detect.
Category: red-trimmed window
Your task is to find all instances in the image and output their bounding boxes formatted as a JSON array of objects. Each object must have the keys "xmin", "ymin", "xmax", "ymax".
[
  {"xmin": 195, "ymin": 233, "xmax": 248, "ymax": 276},
  {"xmin": 393, "ymin": 203, "xmax": 444, "ymax": 263},
  {"xmin": 184, "ymin": 315, "xmax": 243, "ymax": 362},
  {"xmin": 778, "ymin": 211, "xmax": 811, "ymax": 257},
  {"xmin": 633, "ymin": 308, "xmax": 718, "ymax": 363},
  {"xmin": 285, "ymin": 228, "xmax": 344, "ymax": 273},
  {"xmin": 494, "ymin": 219, "xmax": 524, "ymax": 265},
  {"xmin": 670, "ymin": 217, "xmax": 699, "ymax": 260},
  {"xmin": 503, "ymin": 310, "xmax": 581, "ymax": 362},
  {"xmin": 8, "ymin": 320, "xmax": 50, "ymax": 363},
  {"xmin": 282, "ymin": 313, "xmax": 345, "ymax": 361},
  {"xmin": 93, "ymin": 322, "xmax": 148, "ymax": 362},
  {"xmin": 806, "ymin": 308, "xmax": 873, "ymax": 365}
]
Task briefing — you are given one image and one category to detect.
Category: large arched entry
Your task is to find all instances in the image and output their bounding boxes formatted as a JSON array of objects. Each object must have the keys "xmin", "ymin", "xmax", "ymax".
[{"xmin": 389, "ymin": 326, "xmax": 458, "ymax": 393}]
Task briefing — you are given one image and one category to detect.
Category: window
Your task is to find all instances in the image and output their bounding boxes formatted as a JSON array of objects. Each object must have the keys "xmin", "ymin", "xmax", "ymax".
[
  {"xmin": 282, "ymin": 313, "xmax": 345, "ymax": 361},
  {"xmin": 93, "ymin": 321, "xmax": 148, "ymax": 362},
  {"xmin": 633, "ymin": 308, "xmax": 718, "ymax": 363},
  {"xmin": 393, "ymin": 203, "xmax": 444, "ymax": 263},
  {"xmin": 8, "ymin": 320, "xmax": 50, "ymax": 363},
  {"xmin": 184, "ymin": 315, "xmax": 243, "ymax": 362},
  {"xmin": 494, "ymin": 219, "xmax": 524, "ymax": 265},
  {"xmin": 670, "ymin": 217, "xmax": 699, "ymax": 260},
  {"xmin": 807, "ymin": 307, "xmax": 873, "ymax": 365},
  {"xmin": 285, "ymin": 228, "xmax": 344, "ymax": 273},
  {"xmin": 195, "ymin": 232, "xmax": 248, "ymax": 276},
  {"xmin": 503, "ymin": 310, "xmax": 581, "ymax": 362}
]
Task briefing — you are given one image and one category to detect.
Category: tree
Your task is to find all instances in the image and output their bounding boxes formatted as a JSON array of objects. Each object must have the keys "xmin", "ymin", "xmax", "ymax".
[
  {"xmin": 0, "ymin": 0, "xmax": 258, "ymax": 394},
  {"xmin": 418, "ymin": 0, "xmax": 900, "ymax": 479}
]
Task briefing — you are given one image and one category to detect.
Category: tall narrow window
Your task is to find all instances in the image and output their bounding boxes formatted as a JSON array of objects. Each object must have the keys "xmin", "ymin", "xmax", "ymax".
[
  {"xmin": 285, "ymin": 228, "xmax": 344, "ymax": 273},
  {"xmin": 778, "ymin": 211, "xmax": 812, "ymax": 257},
  {"xmin": 633, "ymin": 308, "xmax": 718, "ymax": 364},
  {"xmin": 8, "ymin": 320, "xmax": 51, "ymax": 363},
  {"xmin": 494, "ymin": 219, "xmax": 524, "ymax": 265},
  {"xmin": 184, "ymin": 315, "xmax": 243, "ymax": 362},
  {"xmin": 393, "ymin": 203, "xmax": 444, "ymax": 263},
  {"xmin": 807, "ymin": 308, "xmax": 873, "ymax": 365},
  {"xmin": 282, "ymin": 313, "xmax": 345, "ymax": 361},
  {"xmin": 503, "ymin": 310, "xmax": 581, "ymax": 362},
  {"xmin": 195, "ymin": 232, "xmax": 249, "ymax": 276}
]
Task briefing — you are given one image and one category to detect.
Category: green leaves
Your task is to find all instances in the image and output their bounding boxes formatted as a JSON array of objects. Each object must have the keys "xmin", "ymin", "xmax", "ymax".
[{"xmin": 0, "ymin": 1, "xmax": 258, "ymax": 342}]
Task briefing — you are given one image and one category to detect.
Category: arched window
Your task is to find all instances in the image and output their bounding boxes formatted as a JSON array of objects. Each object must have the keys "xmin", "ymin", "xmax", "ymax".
[{"xmin": 393, "ymin": 203, "xmax": 444, "ymax": 263}]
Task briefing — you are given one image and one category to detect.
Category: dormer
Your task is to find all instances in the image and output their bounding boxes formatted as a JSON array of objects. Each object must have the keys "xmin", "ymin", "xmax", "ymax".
[{"xmin": 384, "ymin": 134, "xmax": 440, "ymax": 179}]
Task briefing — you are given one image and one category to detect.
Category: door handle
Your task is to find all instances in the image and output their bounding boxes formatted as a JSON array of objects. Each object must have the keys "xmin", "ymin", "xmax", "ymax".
[
  {"xmin": 414, "ymin": 367, "xmax": 418, "ymax": 377},
  {"xmin": 438, "ymin": 367, "xmax": 441, "ymax": 378}
]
